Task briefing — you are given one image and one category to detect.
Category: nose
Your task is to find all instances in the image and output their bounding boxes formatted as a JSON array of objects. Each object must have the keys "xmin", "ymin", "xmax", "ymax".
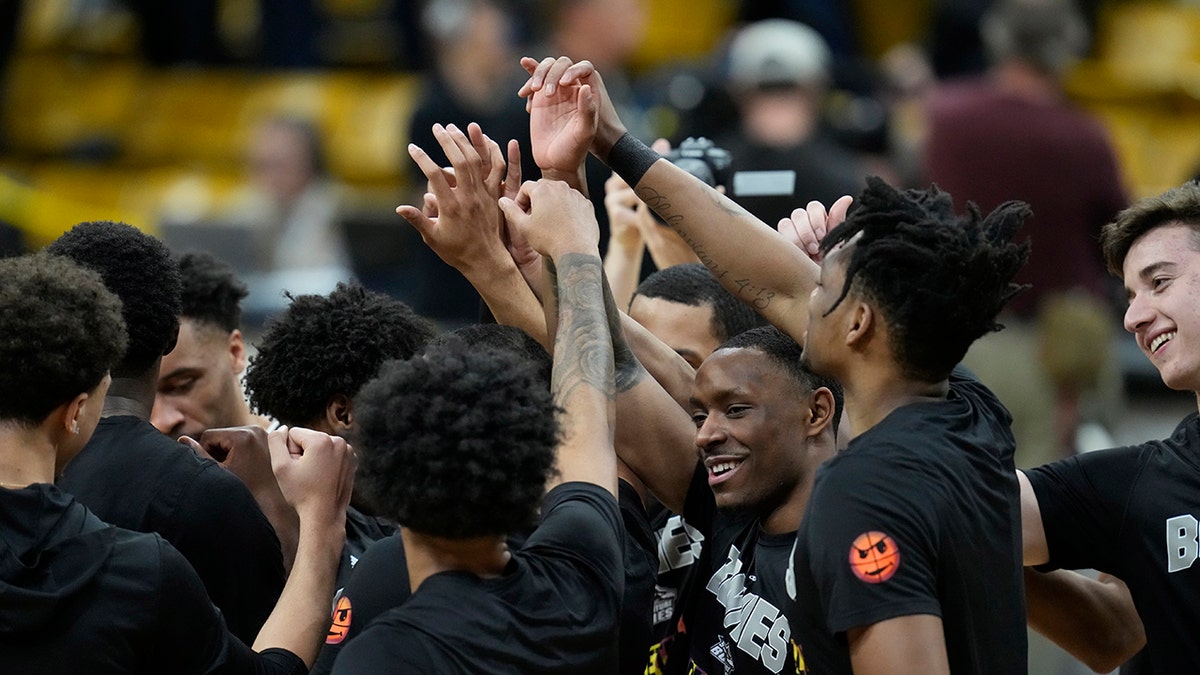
[
  {"xmin": 694, "ymin": 413, "xmax": 726, "ymax": 451},
  {"xmin": 1123, "ymin": 293, "xmax": 1154, "ymax": 336},
  {"xmin": 151, "ymin": 399, "xmax": 183, "ymax": 435}
]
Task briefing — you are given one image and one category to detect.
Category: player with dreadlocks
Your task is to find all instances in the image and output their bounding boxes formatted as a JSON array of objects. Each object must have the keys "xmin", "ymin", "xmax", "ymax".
[{"xmin": 519, "ymin": 55, "xmax": 1032, "ymax": 675}]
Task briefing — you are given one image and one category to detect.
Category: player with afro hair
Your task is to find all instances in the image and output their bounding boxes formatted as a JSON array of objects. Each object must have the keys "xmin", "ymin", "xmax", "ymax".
[
  {"xmin": 45, "ymin": 220, "xmax": 181, "ymax": 377},
  {"xmin": 354, "ymin": 341, "xmax": 559, "ymax": 538},
  {"xmin": 246, "ymin": 282, "xmax": 437, "ymax": 432},
  {"xmin": 0, "ymin": 254, "xmax": 127, "ymax": 427}
]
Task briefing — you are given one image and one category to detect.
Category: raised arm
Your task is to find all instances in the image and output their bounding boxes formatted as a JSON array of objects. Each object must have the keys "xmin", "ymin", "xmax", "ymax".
[
  {"xmin": 398, "ymin": 122, "xmax": 548, "ymax": 347},
  {"xmin": 253, "ymin": 426, "xmax": 355, "ymax": 667},
  {"xmin": 520, "ymin": 56, "xmax": 850, "ymax": 343},
  {"xmin": 500, "ymin": 179, "xmax": 616, "ymax": 496}
]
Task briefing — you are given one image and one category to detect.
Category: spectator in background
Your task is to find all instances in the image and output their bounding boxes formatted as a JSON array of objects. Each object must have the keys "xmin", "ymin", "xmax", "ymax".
[
  {"xmin": 923, "ymin": 0, "xmax": 1128, "ymax": 466},
  {"xmin": 405, "ymin": 0, "xmax": 533, "ymax": 324},
  {"xmin": 152, "ymin": 252, "xmax": 270, "ymax": 440},
  {"xmin": 716, "ymin": 19, "xmax": 868, "ymax": 227}
]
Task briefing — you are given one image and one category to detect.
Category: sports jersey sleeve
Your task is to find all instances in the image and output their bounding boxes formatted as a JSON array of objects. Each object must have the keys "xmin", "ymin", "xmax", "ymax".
[
  {"xmin": 803, "ymin": 455, "xmax": 942, "ymax": 635},
  {"xmin": 151, "ymin": 537, "xmax": 306, "ymax": 675},
  {"xmin": 311, "ymin": 535, "xmax": 412, "ymax": 675},
  {"xmin": 522, "ymin": 482, "xmax": 624, "ymax": 589},
  {"xmin": 169, "ymin": 463, "xmax": 287, "ymax": 644},
  {"xmin": 1025, "ymin": 447, "xmax": 1146, "ymax": 574}
]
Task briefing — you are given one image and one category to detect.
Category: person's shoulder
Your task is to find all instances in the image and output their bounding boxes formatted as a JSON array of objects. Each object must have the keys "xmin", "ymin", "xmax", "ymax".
[{"xmin": 542, "ymin": 481, "xmax": 620, "ymax": 516}]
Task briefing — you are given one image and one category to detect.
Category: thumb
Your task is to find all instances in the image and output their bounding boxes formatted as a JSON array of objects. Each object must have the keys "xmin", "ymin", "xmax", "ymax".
[
  {"xmin": 397, "ymin": 204, "xmax": 435, "ymax": 235},
  {"xmin": 179, "ymin": 435, "xmax": 216, "ymax": 463},
  {"xmin": 498, "ymin": 196, "xmax": 523, "ymax": 222}
]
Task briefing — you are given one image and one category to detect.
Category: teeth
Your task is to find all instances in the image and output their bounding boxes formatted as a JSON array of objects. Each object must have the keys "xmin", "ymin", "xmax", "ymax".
[
  {"xmin": 710, "ymin": 461, "xmax": 741, "ymax": 476},
  {"xmin": 1151, "ymin": 331, "xmax": 1177, "ymax": 352}
]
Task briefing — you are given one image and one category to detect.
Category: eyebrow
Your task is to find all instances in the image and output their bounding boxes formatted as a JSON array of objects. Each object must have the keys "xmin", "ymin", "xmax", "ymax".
[
  {"xmin": 1126, "ymin": 261, "xmax": 1177, "ymax": 300},
  {"xmin": 159, "ymin": 367, "xmax": 203, "ymax": 383}
]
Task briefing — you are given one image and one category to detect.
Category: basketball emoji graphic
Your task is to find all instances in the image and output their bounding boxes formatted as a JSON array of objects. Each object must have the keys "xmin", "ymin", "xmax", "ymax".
[
  {"xmin": 848, "ymin": 531, "xmax": 900, "ymax": 583},
  {"xmin": 325, "ymin": 595, "xmax": 353, "ymax": 645}
]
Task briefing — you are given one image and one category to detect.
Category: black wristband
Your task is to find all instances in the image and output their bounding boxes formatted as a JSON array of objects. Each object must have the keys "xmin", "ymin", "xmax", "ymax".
[{"xmin": 606, "ymin": 133, "xmax": 660, "ymax": 188}]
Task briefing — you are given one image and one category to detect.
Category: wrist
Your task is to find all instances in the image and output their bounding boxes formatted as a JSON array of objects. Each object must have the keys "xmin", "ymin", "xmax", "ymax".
[
  {"xmin": 593, "ymin": 119, "xmax": 629, "ymax": 163},
  {"xmin": 605, "ymin": 133, "xmax": 660, "ymax": 188}
]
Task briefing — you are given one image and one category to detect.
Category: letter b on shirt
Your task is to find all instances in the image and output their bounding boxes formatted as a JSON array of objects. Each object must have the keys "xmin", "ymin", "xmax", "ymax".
[{"xmin": 1167, "ymin": 514, "xmax": 1199, "ymax": 573}]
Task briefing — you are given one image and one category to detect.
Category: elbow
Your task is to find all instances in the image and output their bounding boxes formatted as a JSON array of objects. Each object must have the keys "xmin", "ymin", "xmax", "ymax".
[{"xmin": 1080, "ymin": 633, "xmax": 1146, "ymax": 674}]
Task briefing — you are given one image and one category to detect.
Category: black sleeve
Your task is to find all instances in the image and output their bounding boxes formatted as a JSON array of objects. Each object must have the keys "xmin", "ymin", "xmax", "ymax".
[
  {"xmin": 1025, "ymin": 447, "xmax": 1146, "ymax": 575},
  {"xmin": 151, "ymin": 537, "xmax": 306, "ymax": 675},
  {"xmin": 168, "ymin": 464, "xmax": 287, "ymax": 644},
  {"xmin": 333, "ymin": 625, "xmax": 437, "ymax": 674},
  {"xmin": 522, "ymin": 482, "xmax": 624, "ymax": 595},
  {"xmin": 803, "ymin": 455, "xmax": 942, "ymax": 634},
  {"xmin": 311, "ymin": 535, "xmax": 412, "ymax": 675}
]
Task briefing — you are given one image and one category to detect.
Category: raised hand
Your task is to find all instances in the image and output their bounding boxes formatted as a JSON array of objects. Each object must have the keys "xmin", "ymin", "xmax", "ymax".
[
  {"xmin": 519, "ymin": 56, "xmax": 598, "ymax": 179},
  {"xmin": 499, "ymin": 179, "xmax": 600, "ymax": 260},
  {"xmin": 777, "ymin": 195, "xmax": 854, "ymax": 262},
  {"xmin": 397, "ymin": 122, "xmax": 518, "ymax": 273}
]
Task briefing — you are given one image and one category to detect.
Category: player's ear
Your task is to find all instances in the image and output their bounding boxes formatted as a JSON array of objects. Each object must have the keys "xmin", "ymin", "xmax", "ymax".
[
  {"xmin": 804, "ymin": 387, "xmax": 835, "ymax": 438},
  {"xmin": 228, "ymin": 329, "xmax": 248, "ymax": 374},
  {"xmin": 325, "ymin": 393, "xmax": 353, "ymax": 434}
]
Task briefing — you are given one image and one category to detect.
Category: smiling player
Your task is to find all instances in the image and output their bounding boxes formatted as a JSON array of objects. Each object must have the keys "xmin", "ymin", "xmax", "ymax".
[{"xmin": 1020, "ymin": 182, "xmax": 1200, "ymax": 672}]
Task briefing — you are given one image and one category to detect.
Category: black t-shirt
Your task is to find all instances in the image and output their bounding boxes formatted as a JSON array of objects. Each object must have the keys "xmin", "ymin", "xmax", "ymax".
[
  {"xmin": 310, "ymin": 532, "xmax": 411, "ymax": 675},
  {"xmin": 619, "ymin": 479, "xmax": 659, "ymax": 675},
  {"xmin": 651, "ymin": 463, "xmax": 806, "ymax": 675},
  {"xmin": 57, "ymin": 415, "xmax": 286, "ymax": 644},
  {"xmin": 0, "ymin": 484, "xmax": 303, "ymax": 675},
  {"xmin": 645, "ymin": 498, "xmax": 705, "ymax": 675},
  {"xmin": 331, "ymin": 482, "xmax": 623, "ymax": 674},
  {"xmin": 792, "ymin": 368, "xmax": 1026, "ymax": 674},
  {"xmin": 1026, "ymin": 412, "xmax": 1200, "ymax": 672}
]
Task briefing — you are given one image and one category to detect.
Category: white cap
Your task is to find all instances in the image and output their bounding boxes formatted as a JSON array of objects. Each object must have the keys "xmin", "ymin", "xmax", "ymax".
[{"xmin": 727, "ymin": 19, "xmax": 831, "ymax": 90}]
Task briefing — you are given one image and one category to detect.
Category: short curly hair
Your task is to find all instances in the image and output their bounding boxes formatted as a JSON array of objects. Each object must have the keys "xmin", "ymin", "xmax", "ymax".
[
  {"xmin": 1101, "ymin": 181, "xmax": 1200, "ymax": 277},
  {"xmin": 0, "ymin": 254, "xmax": 128, "ymax": 424},
  {"xmin": 246, "ymin": 282, "xmax": 438, "ymax": 426},
  {"xmin": 431, "ymin": 323, "xmax": 552, "ymax": 387},
  {"xmin": 354, "ymin": 341, "xmax": 560, "ymax": 538},
  {"xmin": 46, "ymin": 221, "xmax": 181, "ymax": 377},
  {"xmin": 819, "ymin": 177, "xmax": 1030, "ymax": 382},
  {"xmin": 177, "ymin": 251, "xmax": 248, "ymax": 332},
  {"xmin": 720, "ymin": 325, "xmax": 843, "ymax": 436},
  {"xmin": 634, "ymin": 263, "xmax": 767, "ymax": 342}
]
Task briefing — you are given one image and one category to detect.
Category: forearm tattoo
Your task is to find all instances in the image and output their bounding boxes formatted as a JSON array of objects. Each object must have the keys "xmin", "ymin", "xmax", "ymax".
[
  {"xmin": 550, "ymin": 253, "xmax": 615, "ymax": 406},
  {"xmin": 600, "ymin": 268, "xmax": 647, "ymax": 393},
  {"xmin": 636, "ymin": 185, "xmax": 775, "ymax": 310}
]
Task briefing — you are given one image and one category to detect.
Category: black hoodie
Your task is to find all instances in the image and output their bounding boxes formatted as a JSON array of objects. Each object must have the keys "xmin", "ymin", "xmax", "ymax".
[{"xmin": 0, "ymin": 484, "xmax": 304, "ymax": 674}]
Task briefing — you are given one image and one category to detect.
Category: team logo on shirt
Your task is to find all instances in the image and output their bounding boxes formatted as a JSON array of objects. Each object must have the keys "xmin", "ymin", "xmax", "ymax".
[
  {"xmin": 325, "ymin": 595, "xmax": 353, "ymax": 644},
  {"xmin": 848, "ymin": 531, "xmax": 900, "ymax": 584},
  {"xmin": 705, "ymin": 545, "xmax": 792, "ymax": 673}
]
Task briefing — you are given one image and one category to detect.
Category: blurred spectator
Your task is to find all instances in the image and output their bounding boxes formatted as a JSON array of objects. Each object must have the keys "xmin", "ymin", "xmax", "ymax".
[
  {"xmin": 923, "ymin": 0, "xmax": 1127, "ymax": 466},
  {"xmin": 716, "ymin": 19, "xmax": 868, "ymax": 226},
  {"xmin": 235, "ymin": 115, "xmax": 351, "ymax": 277},
  {"xmin": 405, "ymin": 0, "xmax": 533, "ymax": 325}
]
